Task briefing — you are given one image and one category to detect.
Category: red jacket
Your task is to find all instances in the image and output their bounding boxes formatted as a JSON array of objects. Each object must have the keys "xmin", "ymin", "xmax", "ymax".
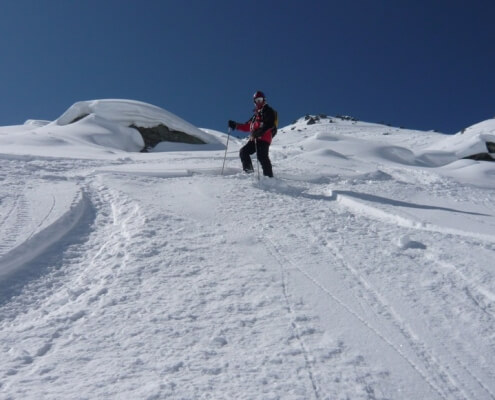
[{"xmin": 236, "ymin": 104, "xmax": 276, "ymax": 144}]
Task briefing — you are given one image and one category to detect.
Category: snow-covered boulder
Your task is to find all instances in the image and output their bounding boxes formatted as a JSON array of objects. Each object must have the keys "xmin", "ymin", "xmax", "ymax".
[
  {"xmin": 55, "ymin": 99, "xmax": 223, "ymax": 150},
  {"xmin": 425, "ymin": 119, "xmax": 495, "ymax": 161}
]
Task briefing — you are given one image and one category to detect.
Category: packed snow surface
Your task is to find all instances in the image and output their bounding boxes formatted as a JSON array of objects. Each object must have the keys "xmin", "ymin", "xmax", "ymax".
[{"xmin": 1, "ymin": 104, "xmax": 495, "ymax": 400}]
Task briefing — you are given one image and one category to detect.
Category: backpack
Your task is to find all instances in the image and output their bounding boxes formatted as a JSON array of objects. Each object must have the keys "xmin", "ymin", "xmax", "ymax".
[{"xmin": 272, "ymin": 107, "xmax": 278, "ymax": 137}]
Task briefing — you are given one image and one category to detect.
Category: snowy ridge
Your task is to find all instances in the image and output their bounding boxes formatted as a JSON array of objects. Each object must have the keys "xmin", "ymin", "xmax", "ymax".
[
  {"xmin": 330, "ymin": 189, "xmax": 495, "ymax": 243},
  {"xmin": 0, "ymin": 182, "xmax": 88, "ymax": 280},
  {"xmin": 0, "ymin": 102, "xmax": 494, "ymax": 399}
]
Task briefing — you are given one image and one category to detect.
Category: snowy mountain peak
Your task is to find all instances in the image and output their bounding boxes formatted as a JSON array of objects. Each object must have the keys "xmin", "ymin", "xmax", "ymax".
[{"xmin": 290, "ymin": 114, "xmax": 358, "ymax": 127}]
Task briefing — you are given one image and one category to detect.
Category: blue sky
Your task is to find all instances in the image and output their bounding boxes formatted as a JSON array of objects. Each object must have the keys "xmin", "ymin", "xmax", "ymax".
[{"xmin": 1, "ymin": 0, "xmax": 494, "ymax": 134}]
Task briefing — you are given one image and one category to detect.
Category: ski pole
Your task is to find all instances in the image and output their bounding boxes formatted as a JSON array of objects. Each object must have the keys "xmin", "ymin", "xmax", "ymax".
[
  {"xmin": 254, "ymin": 138, "xmax": 260, "ymax": 180},
  {"xmin": 221, "ymin": 127, "xmax": 231, "ymax": 175}
]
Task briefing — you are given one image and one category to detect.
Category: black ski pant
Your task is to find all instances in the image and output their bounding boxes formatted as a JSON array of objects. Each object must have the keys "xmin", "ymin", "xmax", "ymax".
[{"xmin": 239, "ymin": 139, "xmax": 273, "ymax": 177}]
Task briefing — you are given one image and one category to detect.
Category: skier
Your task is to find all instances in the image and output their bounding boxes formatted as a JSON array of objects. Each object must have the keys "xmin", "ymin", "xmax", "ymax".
[{"xmin": 228, "ymin": 91, "xmax": 276, "ymax": 177}]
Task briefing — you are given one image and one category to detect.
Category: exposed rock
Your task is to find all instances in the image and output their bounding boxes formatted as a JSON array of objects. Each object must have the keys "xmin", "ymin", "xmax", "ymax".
[
  {"xmin": 335, "ymin": 115, "xmax": 358, "ymax": 122},
  {"xmin": 131, "ymin": 124, "xmax": 206, "ymax": 151},
  {"xmin": 69, "ymin": 114, "xmax": 89, "ymax": 124},
  {"xmin": 461, "ymin": 142, "xmax": 495, "ymax": 161},
  {"xmin": 463, "ymin": 153, "xmax": 494, "ymax": 161},
  {"xmin": 305, "ymin": 115, "xmax": 330, "ymax": 125}
]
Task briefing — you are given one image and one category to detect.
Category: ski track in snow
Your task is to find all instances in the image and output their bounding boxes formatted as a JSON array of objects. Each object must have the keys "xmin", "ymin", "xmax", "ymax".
[
  {"xmin": 0, "ymin": 182, "xmax": 25, "ymax": 258},
  {"xmin": 259, "ymin": 190, "xmax": 456, "ymax": 399},
  {"xmin": 0, "ymin": 124, "xmax": 495, "ymax": 399},
  {"xmin": 0, "ymin": 168, "xmax": 330, "ymax": 399},
  {"xmin": 254, "ymin": 154, "xmax": 495, "ymax": 399}
]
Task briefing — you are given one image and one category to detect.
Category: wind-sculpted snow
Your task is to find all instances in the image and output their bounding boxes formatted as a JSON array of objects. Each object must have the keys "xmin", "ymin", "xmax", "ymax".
[
  {"xmin": 55, "ymin": 99, "xmax": 223, "ymax": 146},
  {"xmin": 425, "ymin": 118, "xmax": 495, "ymax": 159},
  {"xmin": 0, "ymin": 179, "xmax": 88, "ymax": 281},
  {"xmin": 0, "ymin": 99, "xmax": 224, "ymax": 157},
  {"xmin": 0, "ymin": 108, "xmax": 495, "ymax": 399}
]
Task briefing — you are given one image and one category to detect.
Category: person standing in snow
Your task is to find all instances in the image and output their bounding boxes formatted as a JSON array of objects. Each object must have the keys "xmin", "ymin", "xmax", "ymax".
[{"xmin": 228, "ymin": 91, "xmax": 276, "ymax": 177}]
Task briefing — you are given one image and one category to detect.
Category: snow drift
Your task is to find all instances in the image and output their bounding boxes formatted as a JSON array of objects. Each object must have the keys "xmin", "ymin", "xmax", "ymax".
[
  {"xmin": 55, "ymin": 99, "xmax": 224, "ymax": 150},
  {"xmin": 425, "ymin": 118, "xmax": 495, "ymax": 161},
  {"xmin": 0, "ymin": 99, "xmax": 224, "ymax": 157}
]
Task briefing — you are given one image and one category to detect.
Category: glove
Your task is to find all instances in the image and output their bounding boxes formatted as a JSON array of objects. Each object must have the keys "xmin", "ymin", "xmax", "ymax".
[{"xmin": 228, "ymin": 120, "xmax": 237, "ymax": 130}]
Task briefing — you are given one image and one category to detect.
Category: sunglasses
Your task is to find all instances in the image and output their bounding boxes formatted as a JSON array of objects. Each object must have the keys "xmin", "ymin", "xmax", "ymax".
[{"xmin": 254, "ymin": 97, "xmax": 265, "ymax": 104}]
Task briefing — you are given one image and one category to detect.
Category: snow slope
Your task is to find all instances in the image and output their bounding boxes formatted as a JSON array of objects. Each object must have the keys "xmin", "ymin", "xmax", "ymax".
[{"xmin": 0, "ymin": 103, "xmax": 494, "ymax": 399}]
